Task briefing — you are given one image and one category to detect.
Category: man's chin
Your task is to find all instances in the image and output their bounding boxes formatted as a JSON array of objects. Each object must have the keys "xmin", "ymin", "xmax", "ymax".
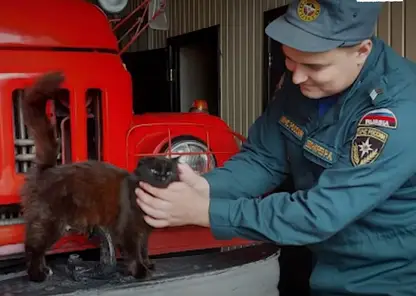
[{"xmin": 300, "ymin": 88, "xmax": 323, "ymax": 99}]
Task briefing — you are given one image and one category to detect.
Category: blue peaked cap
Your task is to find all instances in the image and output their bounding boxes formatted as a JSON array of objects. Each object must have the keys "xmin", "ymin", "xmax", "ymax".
[{"xmin": 265, "ymin": 0, "xmax": 383, "ymax": 52}]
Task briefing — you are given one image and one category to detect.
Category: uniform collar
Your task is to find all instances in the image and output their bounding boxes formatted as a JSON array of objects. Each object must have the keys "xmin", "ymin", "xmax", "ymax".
[
  {"xmin": 337, "ymin": 36, "xmax": 384, "ymax": 119},
  {"xmin": 340, "ymin": 36, "xmax": 416, "ymax": 114}
]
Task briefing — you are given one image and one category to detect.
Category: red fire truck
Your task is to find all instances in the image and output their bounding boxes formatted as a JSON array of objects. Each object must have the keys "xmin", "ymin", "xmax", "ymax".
[{"xmin": 0, "ymin": 0, "xmax": 280, "ymax": 295}]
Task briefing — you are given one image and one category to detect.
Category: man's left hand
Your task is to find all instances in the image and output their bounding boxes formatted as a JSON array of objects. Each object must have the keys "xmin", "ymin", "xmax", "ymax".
[{"xmin": 135, "ymin": 181, "xmax": 210, "ymax": 228}]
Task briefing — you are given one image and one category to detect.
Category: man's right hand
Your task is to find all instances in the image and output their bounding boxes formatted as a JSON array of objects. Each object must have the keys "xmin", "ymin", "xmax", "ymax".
[{"xmin": 177, "ymin": 163, "xmax": 210, "ymax": 199}]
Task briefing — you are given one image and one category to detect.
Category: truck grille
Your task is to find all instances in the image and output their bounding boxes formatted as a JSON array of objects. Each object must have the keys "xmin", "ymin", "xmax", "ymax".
[
  {"xmin": 4, "ymin": 88, "xmax": 104, "ymax": 227},
  {"xmin": 12, "ymin": 89, "xmax": 71, "ymax": 173},
  {"xmin": 0, "ymin": 204, "xmax": 23, "ymax": 226},
  {"xmin": 13, "ymin": 90, "xmax": 34, "ymax": 173},
  {"xmin": 86, "ymin": 89, "xmax": 103, "ymax": 161}
]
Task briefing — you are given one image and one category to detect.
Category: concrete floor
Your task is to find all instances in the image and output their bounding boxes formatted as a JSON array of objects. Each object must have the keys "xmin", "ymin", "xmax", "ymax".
[{"xmin": 0, "ymin": 244, "xmax": 281, "ymax": 296}]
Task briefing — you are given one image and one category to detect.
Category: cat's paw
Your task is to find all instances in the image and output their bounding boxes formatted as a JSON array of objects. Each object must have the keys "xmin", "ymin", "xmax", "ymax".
[
  {"xmin": 145, "ymin": 260, "xmax": 155, "ymax": 271},
  {"xmin": 28, "ymin": 268, "xmax": 48, "ymax": 283},
  {"xmin": 44, "ymin": 265, "xmax": 54, "ymax": 276},
  {"xmin": 27, "ymin": 265, "xmax": 53, "ymax": 282},
  {"xmin": 133, "ymin": 264, "xmax": 148, "ymax": 279},
  {"xmin": 126, "ymin": 260, "xmax": 148, "ymax": 279}
]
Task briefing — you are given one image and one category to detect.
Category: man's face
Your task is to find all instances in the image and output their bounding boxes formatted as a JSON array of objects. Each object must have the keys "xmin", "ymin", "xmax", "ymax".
[{"xmin": 281, "ymin": 40, "xmax": 372, "ymax": 99}]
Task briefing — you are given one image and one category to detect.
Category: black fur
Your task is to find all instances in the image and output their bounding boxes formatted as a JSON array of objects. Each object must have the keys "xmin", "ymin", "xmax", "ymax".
[{"xmin": 20, "ymin": 72, "xmax": 180, "ymax": 282}]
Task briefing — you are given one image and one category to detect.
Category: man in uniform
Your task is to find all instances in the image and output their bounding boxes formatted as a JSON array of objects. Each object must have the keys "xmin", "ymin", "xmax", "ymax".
[{"xmin": 135, "ymin": 0, "xmax": 416, "ymax": 295}]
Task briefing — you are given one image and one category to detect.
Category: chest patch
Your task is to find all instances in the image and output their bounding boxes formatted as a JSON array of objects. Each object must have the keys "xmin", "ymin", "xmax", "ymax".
[
  {"xmin": 303, "ymin": 138, "xmax": 335, "ymax": 165},
  {"xmin": 278, "ymin": 115, "xmax": 305, "ymax": 140},
  {"xmin": 358, "ymin": 108, "xmax": 397, "ymax": 129},
  {"xmin": 351, "ymin": 127, "xmax": 388, "ymax": 167}
]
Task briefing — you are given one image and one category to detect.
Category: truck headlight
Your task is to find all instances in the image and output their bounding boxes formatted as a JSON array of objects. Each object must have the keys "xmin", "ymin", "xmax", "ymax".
[{"xmin": 163, "ymin": 136, "xmax": 216, "ymax": 174}]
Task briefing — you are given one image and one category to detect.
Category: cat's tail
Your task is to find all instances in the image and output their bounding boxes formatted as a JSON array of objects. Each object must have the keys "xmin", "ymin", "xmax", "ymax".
[{"xmin": 22, "ymin": 72, "xmax": 65, "ymax": 172}]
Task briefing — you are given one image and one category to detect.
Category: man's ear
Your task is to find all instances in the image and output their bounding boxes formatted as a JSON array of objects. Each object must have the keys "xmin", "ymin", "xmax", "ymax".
[{"xmin": 355, "ymin": 39, "xmax": 373, "ymax": 65}]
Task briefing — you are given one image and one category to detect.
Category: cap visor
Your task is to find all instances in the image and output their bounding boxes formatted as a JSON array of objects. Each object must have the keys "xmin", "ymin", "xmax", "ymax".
[{"xmin": 265, "ymin": 16, "xmax": 343, "ymax": 53}]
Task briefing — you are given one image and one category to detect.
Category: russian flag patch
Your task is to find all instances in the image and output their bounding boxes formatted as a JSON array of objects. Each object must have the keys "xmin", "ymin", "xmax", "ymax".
[{"xmin": 358, "ymin": 108, "xmax": 397, "ymax": 129}]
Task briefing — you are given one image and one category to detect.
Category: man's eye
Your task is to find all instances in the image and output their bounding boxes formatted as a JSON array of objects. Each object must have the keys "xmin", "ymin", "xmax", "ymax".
[{"xmin": 307, "ymin": 64, "xmax": 325, "ymax": 71}]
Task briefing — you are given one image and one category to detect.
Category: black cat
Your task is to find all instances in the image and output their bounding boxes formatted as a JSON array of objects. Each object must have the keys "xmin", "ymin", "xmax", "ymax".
[{"xmin": 20, "ymin": 71, "xmax": 180, "ymax": 282}]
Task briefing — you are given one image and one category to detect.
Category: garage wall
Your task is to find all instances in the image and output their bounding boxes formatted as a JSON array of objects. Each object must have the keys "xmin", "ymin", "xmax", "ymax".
[
  {"xmin": 376, "ymin": 1, "xmax": 416, "ymax": 61},
  {"xmin": 145, "ymin": 0, "xmax": 415, "ymax": 136},
  {"xmin": 147, "ymin": 0, "xmax": 290, "ymax": 135}
]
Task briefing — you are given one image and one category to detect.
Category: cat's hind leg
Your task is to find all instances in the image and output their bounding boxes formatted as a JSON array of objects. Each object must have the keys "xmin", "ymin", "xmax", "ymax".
[{"xmin": 25, "ymin": 219, "xmax": 60, "ymax": 282}]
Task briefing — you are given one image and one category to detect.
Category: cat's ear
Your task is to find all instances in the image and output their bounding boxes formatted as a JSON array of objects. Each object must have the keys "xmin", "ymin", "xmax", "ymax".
[{"xmin": 137, "ymin": 157, "xmax": 149, "ymax": 167}]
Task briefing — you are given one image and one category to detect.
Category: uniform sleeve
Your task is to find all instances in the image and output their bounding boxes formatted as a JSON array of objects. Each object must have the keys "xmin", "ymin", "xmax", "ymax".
[
  {"xmin": 202, "ymin": 97, "xmax": 290, "ymax": 200},
  {"xmin": 208, "ymin": 104, "xmax": 416, "ymax": 244}
]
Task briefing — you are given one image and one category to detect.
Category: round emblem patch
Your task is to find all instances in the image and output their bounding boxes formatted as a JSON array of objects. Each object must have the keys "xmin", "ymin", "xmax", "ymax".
[{"xmin": 297, "ymin": 0, "xmax": 321, "ymax": 22}]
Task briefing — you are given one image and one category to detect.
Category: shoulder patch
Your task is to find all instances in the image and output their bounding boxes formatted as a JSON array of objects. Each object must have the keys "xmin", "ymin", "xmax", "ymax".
[
  {"xmin": 278, "ymin": 115, "xmax": 305, "ymax": 140},
  {"xmin": 351, "ymin": 127, "xmax": 388, "ymax": 167},
  {"xmin": 303, "ymin": 137, "xmax": 335, "ymax": 165},
  {"xmin": 358, "ymin": 108, "xmax": 397, "ymax": 129}
]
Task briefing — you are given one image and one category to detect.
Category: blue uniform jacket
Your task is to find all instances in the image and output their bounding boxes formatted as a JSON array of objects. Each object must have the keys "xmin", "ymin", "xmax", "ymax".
[{"xmin": 204, "ymin": 37, "xmax": 416, "ymax": 295}]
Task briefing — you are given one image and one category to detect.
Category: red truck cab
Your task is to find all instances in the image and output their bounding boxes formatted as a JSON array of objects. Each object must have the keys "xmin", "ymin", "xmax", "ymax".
[
  {"xmin": 0, "ymin": 2, "xmax": 282, "ymax": 295},
  {"xmin": 0, "ymin": 0, "xmax": 248, "ymax": 260}
]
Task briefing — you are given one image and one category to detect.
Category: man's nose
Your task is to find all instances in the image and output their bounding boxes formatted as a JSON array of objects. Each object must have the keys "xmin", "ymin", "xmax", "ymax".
[{"xmin": 291, "ymin": 68, "xmax": 308, "ymax": 85}]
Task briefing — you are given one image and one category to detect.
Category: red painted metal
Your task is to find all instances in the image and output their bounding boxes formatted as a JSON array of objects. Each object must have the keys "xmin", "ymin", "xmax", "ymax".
[
  {"xmin": 0, "ymin": 0, "xmax": 118, "ymax": 51},
  {"xmin": 0, "ymin": 0, "xmax": 252, "ymax": 260},
  {"xmin": 111, "ymin": 0, "xmax": 167, "ymax": 54}
]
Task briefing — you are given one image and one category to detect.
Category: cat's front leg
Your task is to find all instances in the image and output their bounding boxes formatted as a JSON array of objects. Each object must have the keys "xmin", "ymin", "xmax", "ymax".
[
  {"xmin": 140, "ymin": 235, "xmax": 154, "ymax": 270},
  {"xmin": 121, "ymin": 236, "xmax": 148, "ymax": 279}
]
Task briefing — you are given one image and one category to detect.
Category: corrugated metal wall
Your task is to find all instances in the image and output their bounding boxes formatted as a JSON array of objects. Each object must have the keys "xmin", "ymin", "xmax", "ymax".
[
  {"xmin": 376, "ymin": 1, "xmax": 416, "ymax": 62},
  {"xmin": 88, "ymin": 0, "xmax": 149, "ymax": 51},
  {"xmin": 143, "ymin": 0, "xmax": 415, "ymax": 136}
]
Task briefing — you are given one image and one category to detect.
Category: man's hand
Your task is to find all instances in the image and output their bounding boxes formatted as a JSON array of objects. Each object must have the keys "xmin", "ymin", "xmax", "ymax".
[
  {"xmin": 135, "ymin": 163, "xmax": 211, "ymax": 228},
  {"xmin": 177, "ymin": 163, "xmax": 210, "ymax": 198}
]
